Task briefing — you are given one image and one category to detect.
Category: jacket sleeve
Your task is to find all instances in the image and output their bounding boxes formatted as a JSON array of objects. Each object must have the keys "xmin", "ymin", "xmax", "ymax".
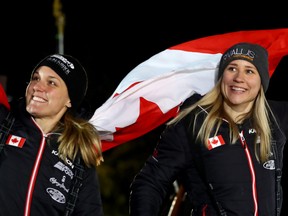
[
  {"xmin": 72, "ymin": 168, "xmax": 104, "ymax": 216},
  {"xmin": 129, "ymin": 118, "xmax": 193, "ymax": 216}
]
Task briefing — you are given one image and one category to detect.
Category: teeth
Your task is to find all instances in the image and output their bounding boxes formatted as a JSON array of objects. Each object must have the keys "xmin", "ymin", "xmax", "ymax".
[
  {"xmin": 232, "ymin": 87, "xmax": 244, "ymax": 91},
  {"xmin": 33, "ymin": 96, "xmax": 46, "ymax": 102}
]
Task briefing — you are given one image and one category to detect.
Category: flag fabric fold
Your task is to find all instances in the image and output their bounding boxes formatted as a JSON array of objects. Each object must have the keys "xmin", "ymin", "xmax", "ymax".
[
  {"xmin": 89, "ymin": 28, "xmax": 288, "ymax": 152},
  {"xmin": 0, "ymin": 84, "xmax": 10, "ymax": 110}
]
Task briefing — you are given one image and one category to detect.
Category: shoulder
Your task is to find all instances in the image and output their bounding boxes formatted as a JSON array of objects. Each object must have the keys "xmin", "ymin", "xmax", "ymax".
[
  {"xmin": 268, "ymin": 99, "xmax": 288, "ymax": 117},
  {"xmin": 180, "ymin": 93, "xmax": 203, "ymax": 110},
  {"xmin": 0, "ymin": 104, "xmax": 9, "ymax": 119},
  {"xmin": 267, "ymin": 99, "xmax": 288, "ymax": 135}
]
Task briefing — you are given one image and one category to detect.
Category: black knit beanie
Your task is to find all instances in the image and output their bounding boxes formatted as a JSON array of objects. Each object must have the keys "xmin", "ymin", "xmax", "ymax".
[
  {"xmin": 32, "ymin": 54, "xmax": 88, "ymax": 113},
  {"xmin": 218, "ymin": 42, "xmax": 269, "ymax": 92}
]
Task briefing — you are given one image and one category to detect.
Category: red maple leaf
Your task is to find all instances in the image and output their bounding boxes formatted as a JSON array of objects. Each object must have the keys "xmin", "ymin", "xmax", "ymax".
[{"xmin": 102, "ymin": 97, "xmax": 179, "ymax": 151}]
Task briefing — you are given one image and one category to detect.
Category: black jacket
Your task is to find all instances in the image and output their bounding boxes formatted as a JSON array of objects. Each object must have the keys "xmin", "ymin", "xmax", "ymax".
[
  {"xmin": 0, "ymin": 98, "xmax": 103, "ymax": 216},
  {"xmin": 130, "ymin": 94, "xmax": 288, "ymax": 216}
]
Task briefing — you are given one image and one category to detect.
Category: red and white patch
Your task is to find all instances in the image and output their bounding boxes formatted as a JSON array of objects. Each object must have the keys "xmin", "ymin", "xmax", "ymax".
[
  {"xmin": 6, "ymin": 135, "xmax": 26, "ymax": 148},
  {"xmin": 207, "ymin": 135, "xmax": 225, "ymax": 150}
]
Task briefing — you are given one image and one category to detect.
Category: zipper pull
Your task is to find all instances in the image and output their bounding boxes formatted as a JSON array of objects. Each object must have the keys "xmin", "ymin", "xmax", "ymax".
[{"xmin": 239, "ymin": 131, "xmax": 246, "ymax": 149}]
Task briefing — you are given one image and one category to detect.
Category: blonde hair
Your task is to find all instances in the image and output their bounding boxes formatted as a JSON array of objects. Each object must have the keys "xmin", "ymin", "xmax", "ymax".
[
  {"xmin": 56, "ymin": 112, "xmax": 103, "ymax": 168},
  {"xmin": 169, "ymin": 80, "xmax": 272, "ymax": 163}
]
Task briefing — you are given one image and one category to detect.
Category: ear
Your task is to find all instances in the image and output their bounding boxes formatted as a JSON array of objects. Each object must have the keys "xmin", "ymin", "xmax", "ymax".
[{"xmin": 66, "ymin": 101, "xmax": 72, "ymax": 108}]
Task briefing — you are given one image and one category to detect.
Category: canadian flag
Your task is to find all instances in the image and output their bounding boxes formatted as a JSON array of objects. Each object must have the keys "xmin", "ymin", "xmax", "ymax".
[
  {"xmin": 208, "ymin": 135, "xmax": 225, "ymax": 150},
  {"xmin": 89, "ymin": 28, "xmax": 288, "ymax": 152},
  {"xmin": 6, "ymin": 134, "xmax": 26, "ymax": 148}
]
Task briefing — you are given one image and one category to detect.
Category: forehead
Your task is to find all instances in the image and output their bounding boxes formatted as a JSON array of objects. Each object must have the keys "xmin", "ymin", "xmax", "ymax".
[
  {"xmin": 34, "ymin": 66, "xmax": 63, "ymax": 79},
  {"xmin": 32, "ymin": 66, "xmax": 68, "ymax": 87},
  {"xmin": 227, "ymin": 59, "xmax": 256, "ymax": 68}
]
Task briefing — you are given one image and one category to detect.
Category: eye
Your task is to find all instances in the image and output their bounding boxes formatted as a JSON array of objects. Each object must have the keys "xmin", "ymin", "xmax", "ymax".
[
  {"xmin": 31, "ymin": 74, "xmax": 40, "ymax": 81},
  {"xmin": 49, "ymin": 80, "xmax": 55, "ymax": 85},
  {"xmin": 246, "ymin": 69, "xmax": 256, "ymax": 75},
  {"xmin": 227, "ymin": 66, "xmax": 236, "ymax": 72},
  {"xmin": 48, "ymin": 80, "xmax": 57, "ymax": 86}
]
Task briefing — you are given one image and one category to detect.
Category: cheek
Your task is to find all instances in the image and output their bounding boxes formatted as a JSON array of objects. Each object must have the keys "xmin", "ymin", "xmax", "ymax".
[
  {"xmin": 220, "ymin": 82, "xmax": 227, "ymax": 97},
  {"xmin": 25, "ymin": 84, "xmax": 33, "ymax": 97},
  {"xmin": 252, "ymin": 83, "xmax": 261, "ymax": 95},
  {"xmin": 221, "ymin": 72, "xmax": 233, "ymax": 84},
  {"xmin": 220, "ymin": 76, "xmax": 229, "ymax": 89},
  {"xmin": 54, "ymin": 93, "xmax": 69, "ymax": 103},
  {"xmin": 250, "ymin": 78, "xmax": 262, "ymax": 90},
  {"xmin": 53, "ymin": 91, "xmax": 70, "ymax": 103}
]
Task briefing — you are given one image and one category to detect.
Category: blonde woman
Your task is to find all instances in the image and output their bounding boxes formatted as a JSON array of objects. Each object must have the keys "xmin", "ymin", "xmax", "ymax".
[{"xmin": 130, "ymin": 43, "xmax": 288, "ymax": 216}]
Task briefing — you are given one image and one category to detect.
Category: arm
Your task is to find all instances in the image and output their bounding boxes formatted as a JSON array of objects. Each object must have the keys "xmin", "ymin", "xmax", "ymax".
[
  {"xmin": 72, "ymin": 168, "xmax": 104, "ymax": 216},
  {"xmin": 129, "ymin": 119, "xmax": 192, "ymax": 216}
]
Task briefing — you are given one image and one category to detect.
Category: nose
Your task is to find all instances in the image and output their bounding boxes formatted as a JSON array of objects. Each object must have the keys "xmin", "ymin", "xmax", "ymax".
[
  {"xmin": 32, "ymin": 80, "xmax": 45, "ymax": 91},
  {"xmin": 233, "ymin": 71, "xmax": 245, "ymax": 82}
]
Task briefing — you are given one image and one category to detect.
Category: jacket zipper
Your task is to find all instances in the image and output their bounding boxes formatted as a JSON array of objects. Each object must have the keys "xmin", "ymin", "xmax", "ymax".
[{"xmin": 239, "ymin": 130, "xmax": 258, "ymax": 216}]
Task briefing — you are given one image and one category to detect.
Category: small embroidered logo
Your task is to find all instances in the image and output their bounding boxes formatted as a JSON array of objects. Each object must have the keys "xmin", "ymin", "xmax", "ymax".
[
  {"xmin": 263, "ymin": 160, "xmax": 275, "ymax": 170},
  {"xmin": 46, "ymin": 187, "xmax": 66, "ymax": 204}
]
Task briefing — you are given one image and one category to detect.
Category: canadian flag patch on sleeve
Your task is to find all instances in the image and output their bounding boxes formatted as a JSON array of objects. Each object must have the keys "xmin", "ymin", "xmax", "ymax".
[
  {"xmin": 5, "ymin": 134, "xmax": 26, "ymax": 148},
  {"xmin": 207, "ymin": 135, "xmax": 225, "ymax": 150}
]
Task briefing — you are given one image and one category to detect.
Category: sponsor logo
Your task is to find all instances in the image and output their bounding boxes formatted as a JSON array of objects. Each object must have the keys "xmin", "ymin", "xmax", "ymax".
[
  {"xmin": 54, "ymin": 161, "xmax": 73, "ymax": 179},
  {"xmin": 46, "ymin": 187, "xmax": 66, "ymax": 204},
  {"xmin": 52, "ymin": 150, "xmax": 74, "ymax": 169},
  {"xmin": 263, "ymin": 160, "xmax": 275, "ymax": 170},
  {"xmin": 50, "ymin": 177, "xmax": 69, "ymax": 192}
]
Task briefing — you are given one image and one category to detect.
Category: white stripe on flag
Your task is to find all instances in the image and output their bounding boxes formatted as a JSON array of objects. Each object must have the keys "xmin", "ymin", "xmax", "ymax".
[{"xmin": 90, "ymin": 50, "xmax": 220, "ymax": 135}]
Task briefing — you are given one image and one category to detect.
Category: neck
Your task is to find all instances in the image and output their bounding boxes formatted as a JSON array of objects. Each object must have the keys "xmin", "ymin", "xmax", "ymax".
[{"xmin": 223, "ymin": 101, "xmax": 253, "ymax": 123}]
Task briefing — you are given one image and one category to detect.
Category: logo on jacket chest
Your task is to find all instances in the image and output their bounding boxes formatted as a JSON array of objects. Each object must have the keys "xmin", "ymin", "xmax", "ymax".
[{"xmin": 263, "ymin": 160, "xmax": 275, "ymax": 170}]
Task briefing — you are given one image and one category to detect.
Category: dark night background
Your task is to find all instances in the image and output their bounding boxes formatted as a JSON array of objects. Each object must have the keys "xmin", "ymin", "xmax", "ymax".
[{"xmin": 2, "ymin": 1, "xmax": 288, "ymax": 215}]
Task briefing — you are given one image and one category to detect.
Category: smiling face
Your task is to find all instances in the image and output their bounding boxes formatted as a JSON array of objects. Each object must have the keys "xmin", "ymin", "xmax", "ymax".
[
  {"xmin": 25, "ymin": 66, "xmax": 71, "ymax": 120},
  {"xmin": 220, "ymin": 59, "xmax": 261, "ymax": 113}
]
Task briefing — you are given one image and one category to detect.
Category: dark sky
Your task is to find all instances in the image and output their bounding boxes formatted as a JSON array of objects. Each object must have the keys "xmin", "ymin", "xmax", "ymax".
[{"xmin": 1, "ymin": 1, "xmax": 288, "ymax": 110}]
